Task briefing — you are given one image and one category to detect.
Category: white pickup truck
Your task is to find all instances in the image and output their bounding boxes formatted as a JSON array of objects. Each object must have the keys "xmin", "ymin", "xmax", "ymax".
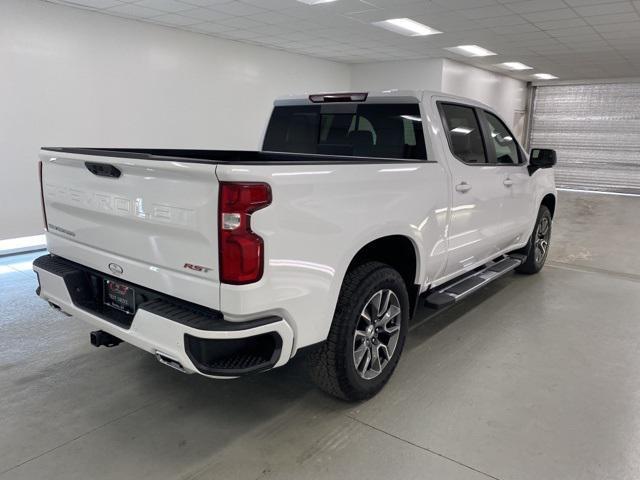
[{"xmin": 34, "ymin": 90, "xmax": 556, "ymax": 401}]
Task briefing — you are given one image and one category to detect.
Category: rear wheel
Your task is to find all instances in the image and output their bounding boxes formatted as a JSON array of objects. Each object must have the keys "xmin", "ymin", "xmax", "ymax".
[
  {"xmin": 308, "ymin": 262, "xmax": 409, "ymax": 401},
  {"xmin": 516, "ymin": 205, "xmax": 552, "ymax": 274}
]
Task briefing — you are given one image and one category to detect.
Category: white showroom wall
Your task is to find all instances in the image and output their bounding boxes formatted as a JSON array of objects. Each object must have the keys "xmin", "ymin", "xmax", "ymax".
[
  {"xmin": 351, "ymin": 58, "xmax": 527, "ymax": 135},
  {"xmin": 440, "ymin": 59, "xmax": 527, "ymax": 138},
  {"xmin": 350, "ymin": 58, "xmax": 445, "ymax": 92},
  {"xmin": 0, "ymin": 0, "xmax": 351, "ymax": 241},
  {"xmin": 2, "ymin": 0, "xmax": 529, "ymax": 243}
]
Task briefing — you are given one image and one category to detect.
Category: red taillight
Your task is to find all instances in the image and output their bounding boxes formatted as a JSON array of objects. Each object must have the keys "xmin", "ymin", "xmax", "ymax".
[
  {"xmin": 218, "ymin": 182, "xmax": 271, "ymax": 285},
  {"xmin": 38, "ymin": 161, "xmax": 48, "ymax": 231}
]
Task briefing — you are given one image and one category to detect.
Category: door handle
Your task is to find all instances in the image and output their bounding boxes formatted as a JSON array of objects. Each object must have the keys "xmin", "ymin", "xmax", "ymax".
[
  {"xmin": 455, "ymin": 182, "xmax": 472, "ymax": 193},
  {"xmin": 503, "ymin": 178, "xmax": 514, "ymax": 187}
]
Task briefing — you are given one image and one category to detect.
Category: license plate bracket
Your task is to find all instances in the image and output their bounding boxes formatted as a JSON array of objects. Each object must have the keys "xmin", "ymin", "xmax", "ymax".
[{"xmin": 103, "ymin": 279, "xmax": 136, "ymax": 315}]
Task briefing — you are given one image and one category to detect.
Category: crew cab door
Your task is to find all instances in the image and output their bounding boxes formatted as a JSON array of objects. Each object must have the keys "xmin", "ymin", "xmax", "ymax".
[
  {"xmin": 478, "ymin": 109, "xmax": 534, "ymax": 250},
  {"xmin": 436, "ymin": 101, "xmax": 504, "ymax": 278}
]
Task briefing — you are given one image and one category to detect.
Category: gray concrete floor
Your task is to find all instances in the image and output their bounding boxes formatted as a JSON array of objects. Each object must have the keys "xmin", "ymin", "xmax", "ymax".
[{"xmin": 1, "ymin": 190, "xmax": 640, "ymax": 480}]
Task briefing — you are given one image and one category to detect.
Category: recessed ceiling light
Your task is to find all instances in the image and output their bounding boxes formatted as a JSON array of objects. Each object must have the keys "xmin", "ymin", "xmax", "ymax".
[
  {"xmin": 296, "ymin": 0, "xmax": 339, "ymax": 4},
  {"xmin": 373, "ymin": 18, "xmax": 442, "ymax": 37},
  {"xmin": 497, "ymin": 62, "xmax": 533, "ymax": 71},
  {"xmin": 533, "ymin": 73, "xmax": 558, "ymax": 80},
  {"xmin": 445, "ymin": 45, "xmax": 497, "ymax": 57}
]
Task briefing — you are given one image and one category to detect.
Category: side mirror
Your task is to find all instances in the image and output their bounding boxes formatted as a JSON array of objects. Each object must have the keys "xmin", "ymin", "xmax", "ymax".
[{"xmin": 529, "ymin": 148, "xmax": 556, "ymax": 169}]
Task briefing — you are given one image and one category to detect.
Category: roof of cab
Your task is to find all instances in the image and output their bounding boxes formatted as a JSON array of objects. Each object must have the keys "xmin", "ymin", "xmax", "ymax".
[{"xmin": 273, "ymin": 89, "xmax": 493, "ymax": 111}]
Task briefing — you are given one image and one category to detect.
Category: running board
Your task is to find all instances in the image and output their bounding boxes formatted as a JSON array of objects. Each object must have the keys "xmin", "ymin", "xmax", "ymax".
[{"xmin": 425, "ymin": 254, "xmax": 526, "ymax": 309}]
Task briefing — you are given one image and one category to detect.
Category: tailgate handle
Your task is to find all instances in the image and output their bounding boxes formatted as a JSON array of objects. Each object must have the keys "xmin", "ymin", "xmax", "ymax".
[{"xmin": 85, "ymin": 162, "xmax": 121, "ymax": 178}]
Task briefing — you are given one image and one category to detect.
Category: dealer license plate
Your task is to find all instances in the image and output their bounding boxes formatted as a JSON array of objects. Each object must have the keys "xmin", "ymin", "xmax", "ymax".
[{"xmin": 103, "ymin": 279, "xmax": 136, "ymax": 315}]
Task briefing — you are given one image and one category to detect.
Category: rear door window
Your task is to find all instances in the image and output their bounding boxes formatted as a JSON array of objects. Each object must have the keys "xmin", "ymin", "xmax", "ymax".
[
  {"xmin": 438, "ymin": 103, "xmax": 487, "ymax": 165},
  {"xmin": 263, "ymin": 104, "xmax": 427, "ymax": 160}
]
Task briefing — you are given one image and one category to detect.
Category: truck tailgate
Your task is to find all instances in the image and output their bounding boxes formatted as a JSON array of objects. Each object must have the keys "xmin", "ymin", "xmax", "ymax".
[{"xmin": 39, "ymin": 150, "xmax": 220, "ymax": 310}]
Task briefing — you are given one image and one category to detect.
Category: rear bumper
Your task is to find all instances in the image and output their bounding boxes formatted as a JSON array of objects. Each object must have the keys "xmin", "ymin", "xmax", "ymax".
[{"xmin": 33, "ymin": 254, "xmax": 294, "ymax": 378}]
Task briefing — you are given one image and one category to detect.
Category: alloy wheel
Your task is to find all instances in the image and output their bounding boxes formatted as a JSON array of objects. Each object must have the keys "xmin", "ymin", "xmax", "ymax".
[
  {"xmin": 534, "ymin": 216, "xmax": 551, "ymax": 264},
  {"xmin": 352, "ymin": 289, "xmax": 402, "ymax": 380}
]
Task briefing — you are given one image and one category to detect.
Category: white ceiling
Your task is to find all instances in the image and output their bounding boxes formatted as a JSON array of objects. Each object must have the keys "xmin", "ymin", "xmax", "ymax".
[{"xmin": 45, "ymin": 0, "xmax": 640, "ymax": 80}]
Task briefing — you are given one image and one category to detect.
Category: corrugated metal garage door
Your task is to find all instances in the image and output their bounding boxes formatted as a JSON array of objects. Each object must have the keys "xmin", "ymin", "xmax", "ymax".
[{"xmin": 530, "ymin": 83, "xmax": 640, "ymax": 195}]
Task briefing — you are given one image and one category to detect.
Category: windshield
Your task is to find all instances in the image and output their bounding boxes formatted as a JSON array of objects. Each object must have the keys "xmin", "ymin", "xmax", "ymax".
[{"xmin": 262, "ymin": 103, "xmax": 427, "ymax": 160}]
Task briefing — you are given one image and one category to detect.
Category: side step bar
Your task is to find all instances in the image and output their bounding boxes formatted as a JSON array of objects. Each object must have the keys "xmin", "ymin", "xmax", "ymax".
[{"xmin": 425, "ymin": 254, "xmax": 526, "ymax": 309}]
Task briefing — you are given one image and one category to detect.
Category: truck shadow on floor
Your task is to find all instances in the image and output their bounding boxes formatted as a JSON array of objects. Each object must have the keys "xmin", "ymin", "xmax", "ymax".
[
  {"xmin": 406, "ymin": 272, "xmax": 516, "ymax": 349},
  {"xmin": 136, "ymin": 271, "xmax": 521, "ymax": 412},
  {"xmin": 130, "ymin": 271, "xmax": 519, "ymax": 404}
]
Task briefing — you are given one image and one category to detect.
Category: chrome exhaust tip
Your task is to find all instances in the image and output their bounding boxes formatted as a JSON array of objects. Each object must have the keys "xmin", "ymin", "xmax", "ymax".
[{"xmin": 155, "ymin": 351, "xmax": 188, "ymax": 373}]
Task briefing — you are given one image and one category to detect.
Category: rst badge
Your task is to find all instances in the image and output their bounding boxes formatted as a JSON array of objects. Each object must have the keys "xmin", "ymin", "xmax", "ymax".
[{"xmin": 183, "ymin": 263, "xmax": 211, "ymax": 273}]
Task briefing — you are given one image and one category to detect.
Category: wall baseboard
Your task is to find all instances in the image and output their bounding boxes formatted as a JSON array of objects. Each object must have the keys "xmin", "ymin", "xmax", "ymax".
[{"xmin": 0, "ymin": 234, "xmax": 46, "ymax": 256}]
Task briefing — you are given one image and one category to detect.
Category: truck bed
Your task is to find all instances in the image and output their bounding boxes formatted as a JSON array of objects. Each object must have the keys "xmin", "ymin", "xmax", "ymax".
[{"xmin": 41, "ymin": 147, "xmax": 425, "ymax": 165}]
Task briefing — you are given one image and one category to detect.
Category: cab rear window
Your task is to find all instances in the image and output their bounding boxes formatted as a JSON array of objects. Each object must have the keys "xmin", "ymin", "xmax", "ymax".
[{"xmin": 262, "ymin": 104, "xmax": 427, "ymax": 160}]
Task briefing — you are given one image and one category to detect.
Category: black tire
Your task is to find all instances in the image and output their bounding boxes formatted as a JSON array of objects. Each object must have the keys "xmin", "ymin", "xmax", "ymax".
[
  {"xmin": 308, "ymin": 261, "xmax": 409, "ymax": 401},
  {"xmin": 516, "ymin": 205, "xmax": 552, "ymax": 274}
]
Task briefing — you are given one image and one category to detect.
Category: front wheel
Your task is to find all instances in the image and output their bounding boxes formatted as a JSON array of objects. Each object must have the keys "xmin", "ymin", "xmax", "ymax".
[
  {"xmin": 516, "ymin": 205, "xmax": 552, "ymax": 274},
  {"xmin": 308, "ymin": 262, "xmax": 409, "ymax": 401}
]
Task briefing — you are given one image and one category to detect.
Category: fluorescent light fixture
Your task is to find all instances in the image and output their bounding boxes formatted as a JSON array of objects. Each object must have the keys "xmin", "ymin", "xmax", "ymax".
[
  {"xmin": 497, "ymin": 62, "xmax": 533, "ymax": 71},
  {"xmin": 445, "ymin": 45, "xmax": 497, "ymax": 57},
  {"xmin": 533, "ymin": 73, "xmax": 558, "ymax": 80},
  {"xmin": 451, "ymin": 127, "xmax": 472, "ymax": 135},
  {"xmin": 373, "ymin": 18, "xmax": 442, "ymax": 37},
  {"xmin": 401, "ymin": 115, "xmax": 422, "ymax": 122},
  {"xmin": 296, "ymin": 0, "xmax": 339, "ymax": 4}
]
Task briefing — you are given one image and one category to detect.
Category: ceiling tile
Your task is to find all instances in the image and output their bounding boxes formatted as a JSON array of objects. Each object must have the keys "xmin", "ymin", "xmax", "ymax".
[
  {"xmin": 59, "ymin": 0, "xmax": 123, "ymax": 8},
  {"xmin": 600, "ymin": 28, "xmax": 640, "ymax": 38},
  {"xmin": 490, "ymin": 23, "xmax": 541, "ymax": 34},
  {"xmin": 432, "ymin": 0, "xmax": 497, "ymax": 8},
  {"xmin": 209, "ymin": 1, "xmax": 267, "ymax": 16},
  {"xmin": 574, "ymin": 1, "xmax": 636, "ymax": 16},
  {"xmin": 48, "ymin": 0, "xmax": 640, "ymax": 80},
  {"xmin": 534, "ymin": 18, "xmax": 588, "ymax": 30},
  {"xmin": 132, "ymin": 0, "xmax": 192, "ymax": 13},
  {"xmin": 218, "ymin": 16, "xmax": 264, "ymax": 28},
  {"xmin": 522, "ymin": 8, "xmax": 579, "ymax": 22},
  {"xmin": 106, "ymin": 3, "xmax": 163, "ymax": 17},
  {"xmin": 502, "ymin": 30, "xmax": 553, "ymax": 41},
  {"xmin": 251, "ymin": 23, "xmax": 295, "ymax": 35},
  {"xmin": 310, "ymin": 0, "xmax": 378, "ymax": 14},
  {"xmin": 545, "ymin": 25, "xmax": 599, "ymax": 37},
  {"xmin": 188, "ymin": 21, "xmax": 236, "ymax": 33},
  {"xmin": 563, "ymin": 0, "xmax": 619, "ymax": 6},
  {"xmin": 593, "ymin": 20, "xmax": 640, "ymax": 31},
  {"xmin": 584, "ymin": 12, "xmax": 640, "ymax": 24},
  {"xmin": 529, "ymin": 45, "xmax": 574, "ymax": 54},
  {"xmin": 240, "ymin": 0, "xmax": 298, "ymax": 8},
  {"xmin": 505, "ymin": 0, "xmax": 565, "ymax": 14},
  {"xmin": 459, "ymin": 5, "xmax": 513, "ymax": 18},
  {"xmin": 287, "ymin": 19, "xmax": 327, "ymax": 31},
  {"xmin": 220, "ymin": 29, "xmax": 266, "ymax": 39},
  {"xmin": 474, "ymin": 14, "xmax": 529, "ymax": 27},
  {"xmin": 179, "ymin": 0, "xmax": 235, "ymax": 6},
  {"xmin": 152, "ymin": 13, "xmax": 199, "ymax": 25},
  {"xmin": 244, "ymin": 11, "xmax": 294, "ymax": 24},
  {"xmin": 180, "ymin": 7, "xmax": 232, "ymax": 21}
]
